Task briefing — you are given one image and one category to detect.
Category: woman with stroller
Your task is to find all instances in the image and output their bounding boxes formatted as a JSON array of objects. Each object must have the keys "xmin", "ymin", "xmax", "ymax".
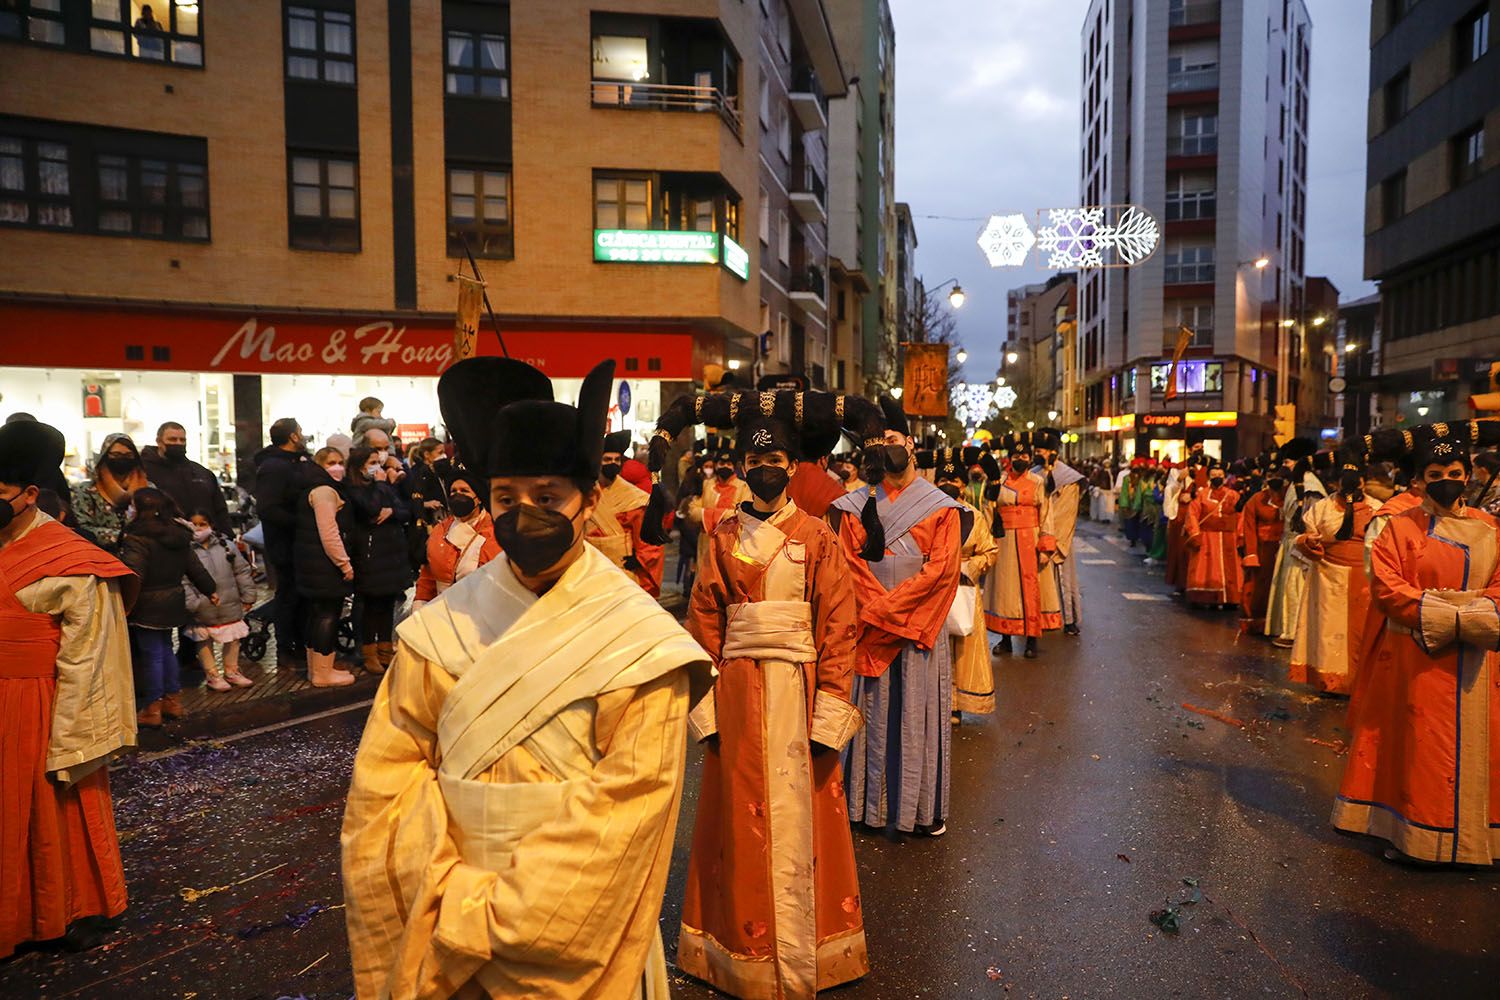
[
  {"xmin": 118, "ymin": 488, "xmax": 218, "ymax": 726},
  {"xmin": 184, "ymin": 510, "xmax": 258, "ymax": 691},
  {"xmin": 294, "ymin": 447, "xmax": 358, "ymax": 688},
  {"xmin": 345, "ymin": 445, "xmax": 412, "ymax": 675}
]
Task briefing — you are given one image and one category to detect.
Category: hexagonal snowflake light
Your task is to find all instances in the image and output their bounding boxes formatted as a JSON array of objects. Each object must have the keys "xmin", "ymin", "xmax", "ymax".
[
  {"xmin": 977, "ymin": 214, "xmax": 1036, "ymax": 268},
  {"xmin": 994, "ymin": 385, "xmax": 1019, "ymax": 410}
]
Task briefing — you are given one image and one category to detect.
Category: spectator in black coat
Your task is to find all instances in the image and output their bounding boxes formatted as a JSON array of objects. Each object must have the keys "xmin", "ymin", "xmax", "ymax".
[
  {"xmin": 118, "ymin": 488, "xmax": 217, "ymax": 727},
  {"xmin": 251, "ymin": 417, "xmax": 311, "ymax": 667},
  {"xmin": 294, "ymin": 447, "xmax": 357, "ymax": 688},
  {"xmin": 140, "ymin": 421, "xmax": 231, "ymax": 535},
  {"xmin": 345, "ymin": 445, "xmax": 411, "ymax": 675}
]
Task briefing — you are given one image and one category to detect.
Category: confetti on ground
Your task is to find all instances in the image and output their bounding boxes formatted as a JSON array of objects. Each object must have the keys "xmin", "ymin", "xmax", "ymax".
[{"xmin": 1181, "ymin": 703, "xmax": 1246, "ymax": 728}]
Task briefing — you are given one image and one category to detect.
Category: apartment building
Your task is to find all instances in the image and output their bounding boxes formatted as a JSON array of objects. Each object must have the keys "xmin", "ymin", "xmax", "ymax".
[
  {"xmin": 1005, "ymin": 274, "xmax": 1077, "ymax": 428},
  {"xmin": 1364, "ymin": 0, "xmax": 1498, "ymax": 424},
  {"xmin": 0, "ymin": 0, "xmax": 763, "ymax": 474},
  {"xmin": 1076, "ymin": 0, "xmax": 1312, "ymax": 463}
]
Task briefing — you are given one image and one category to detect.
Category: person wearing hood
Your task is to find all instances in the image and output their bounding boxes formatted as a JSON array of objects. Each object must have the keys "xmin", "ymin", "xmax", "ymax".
[
  {"xmin": 252, "ymin": 417, "xmax": 313, "ymax": 668},
  {"xmin": 341, "ymin": 357, "xmax": 712, "ymax": 999},
  {"xmin": 668, "ymin": 391, "xmax": 868, "ymax": 999},
  {"xmin": 585, "ymin": 430, "xmax": 661, "ymax": 595},
  {"xmin": 830, "ymin": 396, "xmax": 965, "ymax": 836},
  {"xmin": 117, "ymin": 487, "xmax": 218, "ymax": 727},
  {"xmin": 139, "ymin": 421, "xmax": 231, "ymax": 535},
  {"xmin": 413, "ymin": 469, "xmax": 500, "ymax": 609},
  {"xmin": 0, "ymin": 420, "xmax": 138, "ymax": 958},
  {"xmin": 1288, "ymin": 453, "xmax": 1382, "ymax": 695},
  {"xmin": 1333, "ymin": 422, "xmax": 1500, "ymax": 866},
  {"xmin": 1183, "ymin": 462, "xmax": 1243, "ymax": 610},
  {"xmin": 71, "ymin": 433, "xmax": 151, "ymax": 550}
]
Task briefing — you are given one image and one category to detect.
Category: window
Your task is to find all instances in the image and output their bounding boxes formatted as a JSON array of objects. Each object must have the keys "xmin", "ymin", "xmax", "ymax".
[
  {"xmin": 93, "ymin": 153, "xmax": 208, "ymax": 239},
  {"xmin": 758, "ymin": 185, "xmax": 769, "ymax": 245},
  {"xmin": 1382, "ymin": 169, "xmax": 1407, "ymax": 223},
  {"xmin": 289, "ymin": 153, "xmax": 358, "ymax": 250},
  {"xmin": 594, "ymin": 174, "xmax": 651, "ymax": 229},
  {"xmin": 446, "ymin": 30, "xmax": 509, "ymax": 98},
  {"xmin": 1458, "ymin": 6, "xmax": 1490, "ymax": 69},
  {"xmin": 286, "ymin": 6, "xmax": 355, "ymax": 84},
  {"xmin": 591, "ymin": 33, "xmax": 648, "ymax": 82},
  {"xmin": 1165, "ymin": 175, "xmax": 1215, "ymax": 221},
  {"xmin": 446, "ymin": 165, "xmax": 511, "ymax": 258},
  {"xmin": 1170, "ymin": 112, "xmax": 1218, "ymax": 156},
  {"xmin": 1453, "ymin": 123, "xmax": 1485, "ymax": 187},
  {"xmin": 759, "ymin": 77, "xmax": 770, "ymax": 127},
  {"xmin": 90, "ymin": 0, "xmax": 202, "ymax": 65},
  {"xmin": 777, "ymin": 209, "xmax": 789, "ymax": 265},
  {"xmin": 1383, "ymin": 69, "xmax": 1409, "ymax": 126},
  {"xmin": 778, "ymin": 106, "xmax": 791, "ymax": 161},
  {"xmin": 0, "ymin": 137, "xmax": 73, "ymax": 228},
  {"xmin": 1164, "ymin": 244, "xmax": 1214, "ymax": 283},
  {"xmin": 0, "ymin": 0, "xmax": 66, "ymax": 45}
]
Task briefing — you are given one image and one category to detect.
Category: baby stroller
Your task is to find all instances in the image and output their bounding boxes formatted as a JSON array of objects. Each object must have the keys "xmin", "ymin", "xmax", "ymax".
[{"xmin": 240, "ymin": 596, "xmax": 358, "ymax": 663}]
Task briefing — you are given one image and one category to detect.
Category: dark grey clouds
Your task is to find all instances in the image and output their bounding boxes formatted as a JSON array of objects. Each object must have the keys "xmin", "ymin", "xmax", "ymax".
[{"xmin": 889, "ymin": 0, "xmax": 1375, "ymax": 381}]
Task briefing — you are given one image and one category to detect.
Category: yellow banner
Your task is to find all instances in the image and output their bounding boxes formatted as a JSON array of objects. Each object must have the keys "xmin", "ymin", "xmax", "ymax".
[
  {"xmin": 453, "ymin": 275, "xmax": 484, "ymax": 361},
  {"xmin": 901, "ymin": 342, "xmax": 950, "ymax": 418}
]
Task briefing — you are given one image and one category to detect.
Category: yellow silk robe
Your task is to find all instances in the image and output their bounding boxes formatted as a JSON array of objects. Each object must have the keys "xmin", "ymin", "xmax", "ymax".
[{"xmin": 341, "ymin": 544, "xmax": 711, "ymax": 999}]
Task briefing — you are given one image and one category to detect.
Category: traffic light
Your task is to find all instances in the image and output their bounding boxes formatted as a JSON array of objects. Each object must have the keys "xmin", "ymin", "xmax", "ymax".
[{"xmin": 1273, "ymin": 403, "xmax": 1296, "ymax": 446}]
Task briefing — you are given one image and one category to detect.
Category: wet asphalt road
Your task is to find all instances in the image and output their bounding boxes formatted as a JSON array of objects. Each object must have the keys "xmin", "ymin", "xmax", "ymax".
[{"xmin": 4, "ymin": 521, "xmax": 1499, "ymax": 999}]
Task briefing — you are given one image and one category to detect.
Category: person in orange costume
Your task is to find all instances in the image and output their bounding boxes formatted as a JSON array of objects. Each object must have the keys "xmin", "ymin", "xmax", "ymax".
[
  {"xmin": 689, "ymin": 443, "xmax": 752, "ymax": 569},
  {"xmin": 830, "ymin": 396, "xmax": 964, "ymax": 836},
  {"xmin": 983, "ymin": 434, "xmax": 1060, "ymax": 659},
  {"xmin": 1237, "ymin": 458, "xmax": 1285, "ymax": 631},
  {"xmin": 1333, "ymin": 424, "xmax": 1500, "ymax": 866},
  {"xmin": 667, "ymin": 390, "xmax": 869, "ymax": 1000},
  {"xmin": 1184, "ymin": 463, "xmax": 1242, "ymax": 608},
  {"xmin": 411, "ymin": 471, "xmax": 501, "ymax": 608},
  {"xmin": 0, "ymin": 420, "xmax": 138, "ymax": 958},
  {"xmin": 620, "ymin": 454, "xmax": 668, "ymax": 596},
  {"xmin": 585, "ymin": 430, "xmax": 663, "ymax": 595}
]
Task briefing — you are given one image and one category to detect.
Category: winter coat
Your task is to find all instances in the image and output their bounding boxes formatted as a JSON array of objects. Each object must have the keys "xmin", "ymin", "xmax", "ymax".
[
  {"xmin": 141, "ymin": 445, "xmax": 232, "ymax": 535},
  {"xmin": 350, "ymin": 412, "xmax": 397, "ymax": 441},
  {"xmin": 184, "ymin": 533, "xmax": 257, "ymax": 626},
  {"xmin": 252, "ymin": 445, "xmax": 312, "ymax": 564},
  {"xmin": 345, "ymin": 478, "xmax": 413, "ymax": 598},
  {"xmin": 294, "ymin": 468, "xmax": 353, "ymax": 601},
  {"xmin": 407, "ymin": 461, "xmax": 446, "ymax": 526},
  {"xmin": 118, "ymin": 517, "xmax": 217, "ymax": 629}
]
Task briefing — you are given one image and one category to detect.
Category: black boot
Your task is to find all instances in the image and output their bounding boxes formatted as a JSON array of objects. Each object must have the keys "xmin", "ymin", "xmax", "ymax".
[
  {"xmin": 1024, "ymin": 637, "xmax": 1038, "ymax": 659},
  {"xmin": 992, "ymin": 635, "xmax": 1013, "ymax": 656},
  {"xmin": 1063, "ymin": 623, "xmax": 1081, "ymax": 636}
]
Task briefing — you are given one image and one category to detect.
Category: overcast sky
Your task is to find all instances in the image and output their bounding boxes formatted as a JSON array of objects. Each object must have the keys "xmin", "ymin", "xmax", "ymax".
[{"xmin": 889, "ymin": 0, "xmax": 1374, "ymax": 382}]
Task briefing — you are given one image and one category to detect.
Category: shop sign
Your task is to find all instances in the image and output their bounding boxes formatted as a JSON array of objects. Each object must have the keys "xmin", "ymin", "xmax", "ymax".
[
  {"xmin": 1136, "ymin": 413, "xmax": 1184, "ymax": 432},
  {"xmin": 396, "ymin": 423, "xmax": 431, "ymax": 445},
  {"xmin": 721, "ymin": 236, "xmax": 750, "ymax": 281},
  {"xmin": 594, "ymin": 229, "xmax": 719, "ymax": 265},
  {"xmin": 617, "ymin": 380, "xmax": 632, "ymax": 416},
  {"xmin": 1185, "ymin": 411, "xmax": 1237, "ymax": 427},
  {"xmin": 1095, "ymin": 414, "xmax": 1132, "ymax": 432}
]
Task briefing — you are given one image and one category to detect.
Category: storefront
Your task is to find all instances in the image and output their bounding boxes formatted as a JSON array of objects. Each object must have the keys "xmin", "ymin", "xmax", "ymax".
[
  {"xmin": 1133, "ymin": 411, "xmax": 1239, "ymax": 463},
  {"xmin": 0, "ymin": 299, "xmax": 715, "ymax": 481}
]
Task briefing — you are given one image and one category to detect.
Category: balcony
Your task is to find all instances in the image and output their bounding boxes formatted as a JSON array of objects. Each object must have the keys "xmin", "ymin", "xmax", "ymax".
[
  {"xmin": 788, "ymin": 66, "xmax": 828, "ymax": 132},
  {"xmin": 1165, "ymin": 191, "xmax": 1216, "ymax": 221},
  {"xmin": 1166, "ymin": 134, "xmax": 1218, "ymax": 157},
  {"xmin": 1167, "ymin": 68, "xmax": 1219, "ymax": 93},
  {"xmin": 789, "ymin": 167, "xmax": 827, "ymax": 224},
  {"xmin": 590, "ymin": 80, "xmax": 743, "ymax": 139},
  {"xmin": 1169, "ymin": 1, "xmax": 1221, "ymax": 27},
  {"xmin": 789, "ymin": 264, "xmax": 827, "ymax": 312},
  {"xmin": 1164, "ymin": 261, "xmax": 1215, "ymax": 284}
]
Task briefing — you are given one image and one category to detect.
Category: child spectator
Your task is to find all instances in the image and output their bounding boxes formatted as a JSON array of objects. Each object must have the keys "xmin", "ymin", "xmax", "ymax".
[
  {"xmin": 184, "ymin": 511, "xmax": 259, "ymax": 691},
  {"xmin": 350, "ymin": 397, "xmax": 397, "ymax": 442}
]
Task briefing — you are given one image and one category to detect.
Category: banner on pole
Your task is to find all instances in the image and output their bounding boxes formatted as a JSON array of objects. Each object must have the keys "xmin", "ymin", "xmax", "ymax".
[
  {"xmin": 901, "ymin": 343, "xmax": 950, "ymax": 418},
  {"xmin": 452, "ymin": 275, "xmax": 484, "ymax": 362},
  {"xmin": 1164, "ymin": 326, "xmax": 1194, "ymax": 402}
]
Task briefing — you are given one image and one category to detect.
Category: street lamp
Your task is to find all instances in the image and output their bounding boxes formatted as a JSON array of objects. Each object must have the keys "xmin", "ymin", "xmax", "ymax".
[
  {"xmin": 727, "ymin": 359, "xmax": 742, "ymax": 370},
  {"xmin": 1344, "ymin": 342, "xmax": 1357, "ymax": 354},
  {"xmin": 1005, "ymin": 351, "xmax": 1019, "ymax": 364},
  {"xmin": 1280, "ymin": 319, "xmax": 1296, "ymax": 328},
  {"xmin": 956, "ymin": 348, "xmax": 968, "ymax": 364},
  {"xmin": 948, "ymin": 285, "xmax": 966, "ymax": 309},
  {"xmin": 1047, "ymin": 409, "xmax": 1059, "ymax": 422},
  {"xmin": 1417, "ymin": 405, "xmax": 1430, "ymax": 417},
  {"xmin": 1253, "ymin": 257, "xmax": 1271, "ymax": 269},
  {"xmin": 1311, "ymin": 315, "xmax": 1327, "ymax": 327}
]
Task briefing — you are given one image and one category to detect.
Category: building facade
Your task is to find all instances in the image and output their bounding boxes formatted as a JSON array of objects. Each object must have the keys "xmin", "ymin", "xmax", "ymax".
[
  {"xmin": 0, "ymin": 0, "xmax": 778, "ymax": 477},
  {"xmin": 1004, "ymin": 275, "xmax": 1077, "ymax": 430},
  {"xmin": 1336, "ymin": 291, "xmax": 1382, "ymax": 439},
  {"xmin": 1364, "ymin": 0, "xmax": 1498, "ymax": 425},
  {"xmin": 1076, "ymin": 0, "xmax": 1312, "ymax": 463}
]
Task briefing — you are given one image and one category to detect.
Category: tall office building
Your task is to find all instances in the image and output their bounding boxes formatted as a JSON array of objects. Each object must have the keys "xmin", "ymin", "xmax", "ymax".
[
  {"xmin": 1076, "ymin": 0, "xmax": 1313, "ymax": 462},
  {"xmin": 1363, "ymin": 0, "xmax": 1498, "ymax": 425}
]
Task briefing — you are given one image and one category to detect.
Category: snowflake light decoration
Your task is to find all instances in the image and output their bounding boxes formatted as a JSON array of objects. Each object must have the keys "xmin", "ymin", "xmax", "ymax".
[
  {"xmin": 954, "ymin": 381, "xmax": 1001, "ymax": 430},
  {"xmin": 994, "ymin": 385, "xmax": 1019, "ymax": 410},
  {"xmin": 1035, "ymin": 205, "xmax": 1159, "ymax": 270},
  {"xmin": 976, "ymin": 214, "xmax": 1036, "ymax": 268}
]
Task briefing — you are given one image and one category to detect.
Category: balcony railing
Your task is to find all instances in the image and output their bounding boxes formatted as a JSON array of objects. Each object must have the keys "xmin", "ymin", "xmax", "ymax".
[
  {"xmin": 1167, "ymin": 133, "xmax": 1218, "ymax": 156},
  {"xmin": 790, "ymin": 265, "xmax": 826, "ymax": 300},
  {"xmin": 590, "ymin": 80, "xmax": 742, "ymax": 137},
  {"xmin": 1167, "ymin": 68, "xmax": 1220, "ymax": 92},
  {"xmin": 790, "ymin": 66, "xmax": 826, "ymax": 105},
  {"xmin": 1164, "ymin": 261, "xmax": 1216, "ymax": 284},
  {"xmin": 1165, "ymin": 191, "xmax": 1217, "ymax": 221},
  {"xmin": 1163, "ymin": 325, "xmax": 1214, "ymax": 349},
  {"xmin": 1169, "ymin": 0, "xmax": 1221, "ymax": 27},
  {"xmin": 788, "ymin": 66, "xmax": 828, "ymax": 131}
]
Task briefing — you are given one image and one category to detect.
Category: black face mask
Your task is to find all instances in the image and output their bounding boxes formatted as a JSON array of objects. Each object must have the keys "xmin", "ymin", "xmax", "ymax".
[
  {"xmin": 448, "ymin": 494, "xmax": 478, "ymax": 519},
  {"xmin": 104, "ymin": 455, "xmax": 138, "ymax": 477},
  {"xmin": 969, "ymin": 472, "xmax": 985, "ymax": 484},
  {"xmin": 493, "ymin": 503, "xmax": 582, "ymax": 576},
  {"xmin": 1210, "ymin": 477, "xmax": 1225, "ymax": 488},
  {"xmin": 1267, "ymin": 477, "xmax": 1286, "ymax": 492},
  {"xmin": 715, "ymin": 466, "xmax": 734, "ymax": 482},
  {"xmin": 882, "ymin": 444, "xmax": 911, "ymax": 475},
  {"xmin": 745, "ymin": 465, "xmax": 790, "ymax": 502},
  {"xmin": 0, "ymin": 493, "xmax": 24, "ymax": 532},
  {"xmin": 163, "ymin": 444, "xmax": 188, "ymax": 463},
  {"xmin": 1426, "ymin": 478, "xmax": 1466, "ymax": 508},
  {"xmin": 937, "ymin": 483, "xmax": 962, "ymax": 499},
  {"xmin": 1011, "ymin": 459, "xmax": 1030, "ymax": 474},
  {"xmin": 599, "ymin": 463, "xmax": 621, "ymax": 483}
]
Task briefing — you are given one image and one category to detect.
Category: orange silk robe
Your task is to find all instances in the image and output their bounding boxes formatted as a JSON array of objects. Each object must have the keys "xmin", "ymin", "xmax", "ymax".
[
  {"xmin": 1334, "ymin": 502, "xmax": 1500, "ymax": 865},
  {"xmin": 680, "ymin": 501, "xmax": 867, "ymax": 999},
  {"xmin": 1184, "ymin": 487, "xmax": 1242, "ymax": 606},
  {"xmin": 586, "ymin": 477, "xmax": 663, "ymax": 596},
  {"xmin": 1289, "ymin": 496, "xmax": 1379, "ymax": 694},
  {"xmin": 983, "ymin": 471, "xmax": 1060, "ymax": 638},
  {"xmin": 1237, "ymin": 489, "xmax": 1284, "ymax": 624},
  {"xmin": 836, "ymin": 485, "xmax": 961, "ymax": 678},
  {"xmin": 785, "ymin": 462, "xmax": 847, "ymax": 520}
]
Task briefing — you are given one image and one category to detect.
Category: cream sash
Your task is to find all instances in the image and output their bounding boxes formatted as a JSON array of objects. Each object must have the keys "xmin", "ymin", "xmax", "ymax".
[
  {"xmin": 721, "ymin": 600, "xmax": 816, "ymax": 663},
  {"xmin": 588, "ymin": 478, "xmax": 648, "ymax": 568}
]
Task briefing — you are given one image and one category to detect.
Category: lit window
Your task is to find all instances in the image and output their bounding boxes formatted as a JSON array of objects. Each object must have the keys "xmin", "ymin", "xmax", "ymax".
[
  {"xmin": 1452, "ymin": 123, "xmax": 1485, "ymax": 187},
  {"xmin": 594, "ymin": 175, "xmax": 652, "ymax": 229},
  {"xmin": 90, "ymin": 0, "xmax": 202, "ymax": 66},
  {"xmin": 447, "ymin": 165, "xmax": 512, "ymax": 259},
  {"xmin": 0, "ymin": 136, "xmax": 73, "ymax": 228},
  {"xmin": 1458, "ymin": 7, "xmax": 1490, "ymax": 69},
  {"xmin": 447, "ymin": 30, "xmax": 508, "ymax": 98}
]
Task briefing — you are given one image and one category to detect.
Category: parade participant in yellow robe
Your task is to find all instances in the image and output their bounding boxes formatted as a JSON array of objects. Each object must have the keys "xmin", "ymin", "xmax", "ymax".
[
  {"xmin": 341, "ymin": 358, "xmax": 711, "ymax": 1000},
  {"xmin": 654, "ymin": 389, "xmax": 869, "ymax": 1000},
  {"xmin": 1035, "ymin": 428, "xmax": 1084, "ymax": 636},
  {"xmin": 984, "ymin": 434, "xmax": 1060, "ymax": 659},
  {"xmin": 586, "ymin": 429, "xmax": 661, "ymax": 595}
]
